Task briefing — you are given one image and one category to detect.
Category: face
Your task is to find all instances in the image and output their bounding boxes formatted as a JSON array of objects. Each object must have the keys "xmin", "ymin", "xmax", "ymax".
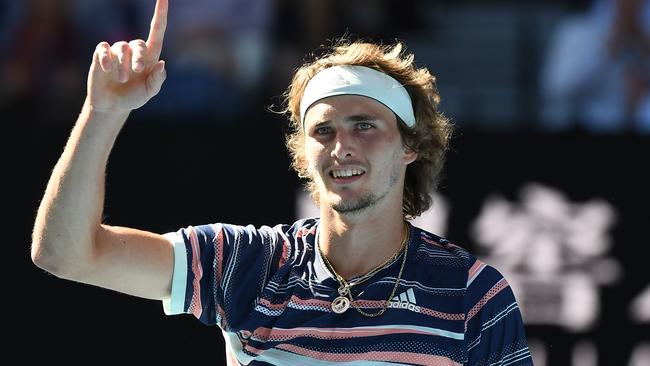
[{"xmin": 303, "ymin": 95, "xmax": 417, "ymax": 216}]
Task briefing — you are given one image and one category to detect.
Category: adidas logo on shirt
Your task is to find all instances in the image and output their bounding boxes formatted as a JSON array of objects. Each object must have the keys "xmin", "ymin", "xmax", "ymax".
[{"xmin": 388, "ymin": 288, "xmax": 421, "ymax": 312}]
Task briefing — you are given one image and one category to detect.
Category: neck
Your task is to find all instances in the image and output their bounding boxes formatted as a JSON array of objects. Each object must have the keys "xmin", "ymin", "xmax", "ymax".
[{"xmin": 318, "ymin": 206, "xmax": 407, "ymax": 280}]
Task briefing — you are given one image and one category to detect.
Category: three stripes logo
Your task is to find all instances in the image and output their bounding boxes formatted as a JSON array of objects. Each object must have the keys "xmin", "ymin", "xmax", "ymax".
[
  {"xmin": 388, "ymin": 288, "xmax": 421, "ymax": 312},
  {"xmin": 334, "ymin": 73, "xmax": 351, "ymax": 86}
]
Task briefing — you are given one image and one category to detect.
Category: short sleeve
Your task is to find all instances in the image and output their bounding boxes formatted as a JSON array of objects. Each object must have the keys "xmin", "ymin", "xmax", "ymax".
[
  {"xmin": 464, "ymin": 258, "xmax": 533, "ymax": 365},
  {"xmin": 162, "ymin": 231, "xmax": 188, "ymax": 315},
  {"xmin": 159, "ymin": 223, "xmax": 291, "ymax": 330}
]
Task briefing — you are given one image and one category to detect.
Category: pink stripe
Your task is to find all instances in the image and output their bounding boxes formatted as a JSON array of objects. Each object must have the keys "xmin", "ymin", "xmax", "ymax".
[
  {"xmin": 351, "ymin": 299, "xmax": 388, "ymax": 308},
  {"xmin": 188, "ymin": 227, "xmax": 203, "ymax": 319},
  {"xmin": 296, "ymin": 227, "xmax": 317, "ymax": 239},
  {"xmin": 289, "ymin": 295, "xmax": 332, "ymax": 307},
  {"xmin": 258, "ymin": 295, "xmax": 331, "ymax": 311},
  {"xmin": 421, "ymin": 234, "xmax": 461, "ymax": 249},
  {"xmin": 467, "ymin": 260, "xmax": 487, "ymax": 285},
  {"xmin": 211, "ymin": 224, "xmax": 224, "ymax": 284},
  {"xmin": 468, "ymin": 259, "xmax": 484, "ymax": 279},
  {"xmin": 421, "ymin": 236, "xmax": 445, "ymax": 248},
  {"xmin": 217, "ymin": 304, "xmax": 228, "ymax": 328},
  {"xmin": 252, "ymin": 325, "xmax": 451, "ymax": 342},
  {"xmin": 419, "ymin": 307, "xmax": 466, "ymax": 321},
  {"xmin": 210, "ymin": 224, "xmax": 227, "ymax": 327},
  {"xmin": 354, "ymin": 299, "xmax": 464, "ymax": 321},
  {"xmin": 276, "ymin": 344, "xmax": 462, "ymax": 365},
  {"xmin": 257, "ymin": 296, "xmax": 463, "ymax": 321},
  {"xmin": 278, "ymin": 239, "xmax": 288, "ymax": 269},
  {"xmin": 466, "ymin": 278, "xmax": 509, "ymax": 324},
  {"xmin": 258, "ymin": 298, "xmax": 289, "ymax": 310}
]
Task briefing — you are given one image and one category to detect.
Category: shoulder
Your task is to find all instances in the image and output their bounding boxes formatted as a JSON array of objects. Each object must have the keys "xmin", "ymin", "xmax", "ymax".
[
  {"xmin": 409, "ymin": 224, "xmax": 510, "ymax": 289},
  {"xmin": 172, "ymin": 218, "xmax": 320, "ymax": 241},
  {"xmin": 409, "ymin": 224, "xmax": 472, "ymax": 268}
]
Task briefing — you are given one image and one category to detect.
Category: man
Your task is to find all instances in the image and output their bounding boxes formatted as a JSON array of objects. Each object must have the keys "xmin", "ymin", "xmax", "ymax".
[{"xmin": 31, "ymin": 1, "xmax": 532, "ymax": 364}]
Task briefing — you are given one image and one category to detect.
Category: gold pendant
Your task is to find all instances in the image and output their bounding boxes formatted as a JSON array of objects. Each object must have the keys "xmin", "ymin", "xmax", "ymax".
[{"xmin": 332, "ymin": 296, "xmax": 350, "ymax": 314}]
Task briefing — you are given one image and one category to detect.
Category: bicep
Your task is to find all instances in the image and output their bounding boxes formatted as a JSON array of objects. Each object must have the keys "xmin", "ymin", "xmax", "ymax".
[{"xmin": 81, "ymin": 224, "xmax": 174, "ymax": 300}]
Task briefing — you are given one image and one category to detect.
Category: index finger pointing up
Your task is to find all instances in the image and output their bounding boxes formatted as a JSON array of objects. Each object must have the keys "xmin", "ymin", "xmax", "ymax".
[{"xmin": 146, "ymin": 0, "xmax": 168, "ymax": 62}]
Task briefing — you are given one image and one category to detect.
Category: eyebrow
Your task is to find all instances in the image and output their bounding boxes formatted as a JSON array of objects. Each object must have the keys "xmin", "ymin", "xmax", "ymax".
[
  {"xmin": 348, "ymin": 114, "xmax": 377, "ymax": 122},
  {"xmin": 311, "ymin": 114, "xmax": 378, "ymax": 128}
]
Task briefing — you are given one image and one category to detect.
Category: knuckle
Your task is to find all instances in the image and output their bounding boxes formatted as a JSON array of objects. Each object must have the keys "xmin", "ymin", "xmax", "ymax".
[
  {"xmin": 130, "ymin": 39, "xmax": 146, "ymax": 47},
  {"xmin": 96, "ymin": 44, "xmax": 110, "ymax": 56},
  {"xmin": 111, "ymin": 41, "xmax": 128, "ymax": 51}
]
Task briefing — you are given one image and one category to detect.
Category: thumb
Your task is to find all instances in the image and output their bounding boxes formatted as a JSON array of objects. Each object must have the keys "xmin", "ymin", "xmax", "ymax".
[
  {"xmin": 87, "ymin": 50, "xmax": 110, "ymax": 95},
  {"xmin": 146, "ymin": 60, "xmax": 167, "ymax": 96}
]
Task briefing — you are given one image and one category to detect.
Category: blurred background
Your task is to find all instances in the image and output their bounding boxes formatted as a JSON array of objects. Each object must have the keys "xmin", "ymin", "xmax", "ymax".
[{"xmin": 4, "ymin": 0, "xmax": 648, "ymax": 364}]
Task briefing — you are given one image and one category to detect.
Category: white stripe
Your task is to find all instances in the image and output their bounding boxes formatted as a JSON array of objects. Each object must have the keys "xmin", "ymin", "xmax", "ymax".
[
  {"xmin": 245, "ymin": 324, "xmax": 464, "ymax": 341},
  {"xmin": 234, "ymin": 345, "xmax": 403, "ymax": 366},
  {"xmin": 467, "ymin": 333, "xmax": 482, "ymax": 351},
  {"xmin": 481, "ymin": 302, "xmax": 519, "ymax": 331},
  {"xmin": 490, "ymin": 348, "xmax": 531, "ymax": 366},
  {"xmin": 467, "ymin": 263, "xmax": 487, "ymax": 286},
  {"xmin": 502, "ymin": 351, "xmax": 532, "ymax": 366},
  {"xmin": 416, "ymin": 246, "xmax": 458, "ymax": 257},
  {"xmin": 377, "ymin": 278, "xmax": 465, "ymax": 295},
  {"xmin": 225, "ymin": 327, "xmax": 463, "ymax": 366},
  {"xmin": 467, "ymin": 302, "xmax": 520, "ymax": 352},
  {"xmin": 407, "ymin": 288, "xmax": 417, "ymax": 304},
  {"xmin": 221, "ymin": 228, "xmax": 239, "ymax": 301},
  {"xmin": 162, "ymin": 232, "xmax": 188, "ymax": 315},
  {"xmin": 267, "ymin": 277, "xmax": 331, "ymax": 293}
]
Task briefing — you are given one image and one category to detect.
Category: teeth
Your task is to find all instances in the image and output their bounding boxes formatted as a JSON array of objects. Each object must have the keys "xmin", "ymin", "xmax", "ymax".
[{"xmin": 332, "ymin": 169, "xmax": 364, "ymax": 178}]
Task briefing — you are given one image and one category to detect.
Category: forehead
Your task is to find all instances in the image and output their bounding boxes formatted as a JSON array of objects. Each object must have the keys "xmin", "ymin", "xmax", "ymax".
[{"xmin": 303, "ymin": 95, "xmax": 396, "ymax": 126}]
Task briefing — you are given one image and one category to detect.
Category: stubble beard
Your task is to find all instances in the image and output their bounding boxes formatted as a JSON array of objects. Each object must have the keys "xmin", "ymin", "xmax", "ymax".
[
  {"xmin": 331, "ymin": 192, "xmax": 380, "ymax": 215},
  {"xmin": 329, "ymin": 165, "xmax": 401, "ymax": 216}
]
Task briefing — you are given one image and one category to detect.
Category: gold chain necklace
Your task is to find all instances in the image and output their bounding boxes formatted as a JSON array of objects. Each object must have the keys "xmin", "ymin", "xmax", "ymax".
[{"xmin": 318, "ymin": 222, "xmax": 410, "ymax": 317}]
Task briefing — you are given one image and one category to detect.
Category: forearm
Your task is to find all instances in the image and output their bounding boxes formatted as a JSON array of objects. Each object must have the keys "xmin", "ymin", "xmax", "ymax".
[{"xmin": 31, "ymin": 98, "xmax": 129, "ymax": 278}]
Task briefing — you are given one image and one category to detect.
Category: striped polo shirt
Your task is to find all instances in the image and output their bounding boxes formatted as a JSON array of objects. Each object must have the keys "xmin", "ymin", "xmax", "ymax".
[{"xmin": 162, "ymin": 218, "xmax": 532, "ymax": 365}]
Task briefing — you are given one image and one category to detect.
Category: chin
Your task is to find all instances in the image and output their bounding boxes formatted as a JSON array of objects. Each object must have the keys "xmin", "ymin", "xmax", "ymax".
[{"xmin": 331, "ymin": 194, "xmax": 377, "ymax": 215}]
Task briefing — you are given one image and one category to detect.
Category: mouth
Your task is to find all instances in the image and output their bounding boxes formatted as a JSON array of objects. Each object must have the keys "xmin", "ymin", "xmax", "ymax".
[{"xmin": 328, "ymin": 168, "xmax": 366, "ymax": 183}]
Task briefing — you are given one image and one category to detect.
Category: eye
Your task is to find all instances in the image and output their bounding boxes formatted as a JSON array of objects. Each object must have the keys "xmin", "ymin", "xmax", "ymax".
[
  {"xmin": 356, "ymin": 121, "xmax": 374, "ymax": 130},
  {"xmin": 314, "ymin": 126, "xmax": 332, "ymax": 135}
]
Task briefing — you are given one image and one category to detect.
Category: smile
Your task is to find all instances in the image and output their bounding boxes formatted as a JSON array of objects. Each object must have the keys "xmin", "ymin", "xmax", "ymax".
[{"xmin": 330, "ymin": 169, "xmax": 365, "ymax": 179}]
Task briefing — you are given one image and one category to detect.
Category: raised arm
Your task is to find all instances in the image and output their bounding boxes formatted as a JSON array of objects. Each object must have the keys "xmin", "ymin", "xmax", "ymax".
[{"xmin": 31, "ymin": 0, "xmax": 173, "ymax": 301}]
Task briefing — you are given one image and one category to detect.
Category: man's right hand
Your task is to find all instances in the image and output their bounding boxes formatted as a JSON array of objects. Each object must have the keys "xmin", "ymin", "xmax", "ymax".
[{"xmin": 87, "ymin": 0, "xmax": 168, "ymax": 113}]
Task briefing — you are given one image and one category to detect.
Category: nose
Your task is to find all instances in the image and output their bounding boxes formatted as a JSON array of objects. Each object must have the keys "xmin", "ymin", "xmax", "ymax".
[{"xmin": 331, "ymin": 131, "xmax": 355, "ymax": 160}]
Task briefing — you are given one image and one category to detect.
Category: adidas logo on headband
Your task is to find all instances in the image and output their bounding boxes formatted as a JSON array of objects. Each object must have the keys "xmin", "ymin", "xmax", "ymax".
[{"xmin": 334, "ymin": 74, "xmax": 351, "ymax": 86}]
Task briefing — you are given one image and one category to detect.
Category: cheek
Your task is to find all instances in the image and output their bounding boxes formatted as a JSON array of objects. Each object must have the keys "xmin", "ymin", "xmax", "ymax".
[
  {"xmin": 304, "ymin": 143, "xmax": 325, "ymax": 173},
  {"xmin": 371, "ymin": 135, "xmax": 408, "ymax": 169},
  {"xmin": 363, "ymin": 134, "xmax": 400, "ymax": 159}
]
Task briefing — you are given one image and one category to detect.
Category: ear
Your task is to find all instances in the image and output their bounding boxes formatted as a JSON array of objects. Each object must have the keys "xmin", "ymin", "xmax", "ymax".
[{"xmin": 403, "ymin": 146, "xmax": 418, "ymax": 165}]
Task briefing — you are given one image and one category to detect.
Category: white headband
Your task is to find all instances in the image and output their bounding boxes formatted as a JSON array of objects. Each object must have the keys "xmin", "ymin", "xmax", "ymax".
[{"xmin": 299, "ymin": 65, "xmax": 416, "ymax": 128}]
